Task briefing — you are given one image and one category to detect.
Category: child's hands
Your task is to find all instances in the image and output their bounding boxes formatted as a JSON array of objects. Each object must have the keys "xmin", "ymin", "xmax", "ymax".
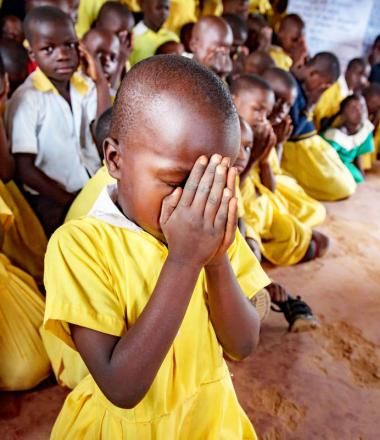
[
  {"xmin": 79, "ymin": 43, "xmax": 106, "ymax": 84},
  {"xmin": 253, "ymin": 121, "xmax": 277, "ymax": 164},
  {"xmin": 160, "ymin": 155, "xmax": 237, "ymax": 268},
  {"xmin": 273, "ymin": 116, "xmax": 293, "ymax": 145}
]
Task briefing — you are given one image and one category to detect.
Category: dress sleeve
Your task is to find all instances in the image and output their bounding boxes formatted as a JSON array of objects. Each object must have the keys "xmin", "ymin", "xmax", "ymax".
[
  {"xmin": 227, "ymin": 230, "xmax": 270, "ymax": 300},
  {"xmin": 44, "ymin": 220, "xmax": 126, "ymax": 349}
]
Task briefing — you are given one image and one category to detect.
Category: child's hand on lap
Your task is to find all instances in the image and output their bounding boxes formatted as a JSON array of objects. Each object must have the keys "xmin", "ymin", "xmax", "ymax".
[{"xmin": 160, "ymin": 154, "xmax": 237, "ymax": 268}]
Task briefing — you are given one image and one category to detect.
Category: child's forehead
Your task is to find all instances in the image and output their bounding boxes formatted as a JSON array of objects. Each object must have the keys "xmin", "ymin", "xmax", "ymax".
[{"xmin": 32, "ymin": 20, "xmax": 75, "ymax": 40}]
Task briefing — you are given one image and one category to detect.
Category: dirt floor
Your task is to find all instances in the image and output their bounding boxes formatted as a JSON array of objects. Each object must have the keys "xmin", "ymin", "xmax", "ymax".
[{"xmin": 1, "ymin": 165, "xmax": 380, "ymax": 440}]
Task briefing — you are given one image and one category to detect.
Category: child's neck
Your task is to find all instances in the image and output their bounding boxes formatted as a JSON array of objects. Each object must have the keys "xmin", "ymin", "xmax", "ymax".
[
  {"xmin": 143, "ymin": 17, "xmax": 161, "ymax": 33},
  {"xmin": 50, "ymin": 77, "xmax": 71, "ymax": 106}
]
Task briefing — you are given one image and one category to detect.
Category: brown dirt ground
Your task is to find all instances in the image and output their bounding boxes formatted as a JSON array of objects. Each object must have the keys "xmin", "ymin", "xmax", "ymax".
[{"xmin": 1, "ymin": 164, "xmax": 380, "ymax": 440}]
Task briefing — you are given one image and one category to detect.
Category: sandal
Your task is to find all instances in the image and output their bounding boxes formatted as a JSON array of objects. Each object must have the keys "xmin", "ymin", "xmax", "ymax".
[{"xmin": 271, "ymin": 294, "xmax": 320, "ymax": 332}]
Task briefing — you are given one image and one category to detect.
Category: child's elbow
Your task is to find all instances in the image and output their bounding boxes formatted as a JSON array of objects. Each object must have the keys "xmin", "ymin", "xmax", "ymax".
[{"xmin": 105, "ymin": 384, "xmax": 149, "ymax": 410}]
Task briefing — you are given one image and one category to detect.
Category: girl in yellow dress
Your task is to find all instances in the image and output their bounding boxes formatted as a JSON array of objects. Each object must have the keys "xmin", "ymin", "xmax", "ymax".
[{"xmin": 44, "ymin": 56, "xmax": 269, "ymax": 439}]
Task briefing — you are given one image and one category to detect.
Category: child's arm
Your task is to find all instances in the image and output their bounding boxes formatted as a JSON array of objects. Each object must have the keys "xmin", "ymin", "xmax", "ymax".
[
  {"xmin": 205, "ymin": 167, "xmax": 260, "ymax": 361},
  {"xmin": 354, "ymin": 155, "xmax": 365, "ymax": 176},
  {"xmin": 0, "ymin": 75, "xmax": 14, "ymax": 182},
  {"xmin": 79, "ymin": 43, "xmax": 112, "ymax": 119},
  {"xmin": 70, "ymin": 155, "xmax": 234, "ymax": 409},
  {"xmin": 16, "ymin": 153, "xmax": 75, "ymax": 206}
]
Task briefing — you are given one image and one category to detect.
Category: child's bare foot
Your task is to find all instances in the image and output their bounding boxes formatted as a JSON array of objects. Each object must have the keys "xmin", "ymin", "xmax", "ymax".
[{"xmin": 302, "ymin": 230, "xmax": 329, "ymax": 262}]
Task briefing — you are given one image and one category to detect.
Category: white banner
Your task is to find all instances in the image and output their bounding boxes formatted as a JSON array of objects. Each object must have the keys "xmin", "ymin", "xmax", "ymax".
[{"xmin": 288, "ymin": 0, "xmax": 378, "ymax": 70}]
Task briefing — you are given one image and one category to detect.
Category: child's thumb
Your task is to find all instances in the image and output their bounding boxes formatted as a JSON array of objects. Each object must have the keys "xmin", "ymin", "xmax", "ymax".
[{"xmin": 159, "ymin": 187, "xmax": 182, "ymax": 225}]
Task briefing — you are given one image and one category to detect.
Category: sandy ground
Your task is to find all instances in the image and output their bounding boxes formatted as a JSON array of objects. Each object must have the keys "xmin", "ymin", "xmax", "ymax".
[{"xmin": 1, "ymin": 165, "xmax": 380, "ymax": 440}]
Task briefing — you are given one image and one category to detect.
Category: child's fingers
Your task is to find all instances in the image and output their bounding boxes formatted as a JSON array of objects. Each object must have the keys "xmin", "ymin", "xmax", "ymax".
[
  {"xmin": 203, "ymin": 164, "xmax": 228, "ymax": 225},
  {"xmin": 226, "ymin": 166, "xmax": 237, "ymax": 195},
  {"xmin": 223, "ymin": 197, "xmax": 238, "ymax": 247},
  {"xmin": 179, "ymin": 155, "xmax": 208, "ymax": 207},
  {"xmin": 159, "ymin": 187, "xmax": 182, "ymax": 225},
  {"xmin": 213, "ymin": 187, "xmax": 232, "ymax": 232},
  {"xmin": 191, "ymin": 154, "xmax": 222, "ymax": 211}
]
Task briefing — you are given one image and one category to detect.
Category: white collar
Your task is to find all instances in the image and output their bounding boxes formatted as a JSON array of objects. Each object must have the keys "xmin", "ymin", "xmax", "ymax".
[
  {"xmin": 338, "ymin": 75, "xmax": 351, "ymax": 96},
  {"xmin": 133, "ymin": 21, "xmax": 149, "ymax": 36},
  {"xmin": 324, "ymin": 119, "xmax": 374, "ymax": 151},
  {"xmin": 88, "ymin": 184, "xmax": 142, "ymax": 231}
]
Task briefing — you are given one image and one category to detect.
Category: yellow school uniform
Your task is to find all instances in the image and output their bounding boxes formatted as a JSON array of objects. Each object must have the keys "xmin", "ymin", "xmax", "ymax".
[
  {"xmin": 0, "ymin": 180, "xmax": 47, "ymax": 283},
  {"xmin": 249, "ymin": 0, "xmax": 272, "ymax": 14},
  {"xmin": 41, "ymin": 166, "xmax": 114, "ymax": 389},
  {"xmin": 0, "ymin": 194, "xmax": 50, "ymax": 391},
  {"xmin": 282, "ymin": 134, "xmax": 357, "ymax": 201},
  {"xmin": 65, "ymin": 165, "xmax": 114, "ymax": 222},
  {"xmin": 76, "ymin": 0, "xmax": 108, "ymax": 38},
  {"xmin": 44, "ymin": 184, "xmax": 269, "ymax": 439},
  {"xmin": 130, "ymin": 22, "xmax": 180, "ymax": 66},
  {"xmin": 241, "ymin": 170, "xmax": 312, "ymax": 266},
  {"xmin": 361, "ymin": 123, "xmax": 380, "ymax": 170},
  {"xmin": 268, "ymin": 149, "xmax": 326, "ymax": 228},
  {"xmin": 163, "ymin": 0, "xmax": 198, "ymax": 35},
  {"xmin": 268, "ymin": 46, "xmax": 292, "ymax": 71},
  {"xmin": 313, "ymin": 76, "xmax": 350, "ymax": 131}
]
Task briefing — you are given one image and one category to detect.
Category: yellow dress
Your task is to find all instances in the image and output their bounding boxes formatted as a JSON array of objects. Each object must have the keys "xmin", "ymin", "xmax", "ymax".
[
  {"xmin": 0, "ymin": 180, "xmax": 47, "ymax": 283},
  {"xmin": 163, "ymin": 0, "xmax": 198, "ymax": 35},
  {"xmin": 282, "ymin": 134, "xmax": 357, "ymax": 201},
  {"xmin": 130, "ymin": 23, "xmax": 180, "ymax": 66},
  {"xmin": 361, "ymin": 124, "xmax": 380, "ymax": 170},
  {"xmin": 268, "ymin": 149, "xmax": 326, "ymax": 228},
  {"xmin": 241, "ymin": 171, "xmax": 312, "ymax": 266},
  {"xmin": 0, "ymin": 195, "xmax": 50, "ymax": 391},
  {"xmin": 44, "ymin": 187, "xmax": 269, "ymax": 439},
  {"xmin": 268, "ymin": 46, "xmax": 292, "ymax": 71},
  {"xmin": 313, "ymin": 78, "xmax": 349, "ymax": 131}
]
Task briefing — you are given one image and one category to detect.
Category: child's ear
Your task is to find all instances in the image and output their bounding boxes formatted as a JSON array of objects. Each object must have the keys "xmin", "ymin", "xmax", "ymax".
[
  {"xmin": 189, "ymin": 35, "xmax": 198, "ymax": 54},
  {"xmin": 104, "ymin": 136, "xmax": 122, "ymax": 180},
  {"xmin": 27, "ymin": 45, "xmax": 36, "ymax": 62}
]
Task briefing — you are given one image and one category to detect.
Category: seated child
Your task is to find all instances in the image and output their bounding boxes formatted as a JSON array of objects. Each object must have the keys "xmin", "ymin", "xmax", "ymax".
[
  {"xmin": 262, "ymin": 66, "xmax": 326, "ymax": 227},
  {"xmin": 363, "ymin": 83, "xmax": 380, "ymax": 161},
  {"xmin": 231, "ymin": 73, "xmax": 328, "ymax": 266},
  {"xmin": 244, "ymin": 49, "xmax": 275, "ymax": 75},
  {"xmin": 129, "ymin": 0, "xmax": 179, "ymax": 66},
  {"xmin": 155, "ymin": 40, "xmax": 185, "ymax": 55},
  {"xmin": 246, "ymin": 13, "xmax": 272, "ymax": 53},
  {"xmin": 0, "ymin": 60, "xmax": 50, "ymax": 391},
  {"xmin": 179, "ymin": 21, "xmax": 194, "ymax": 53},
  {"xmin": 0, "ymin": 14, "xmax": 24, "ymax": 44},
  {"xmin": 6, "ymin": 6, "xmax": 110, "ymax": 236},
  {"xmin": 44, "ymin": 55, "xmax": 270, "ymax": 439},
  {"xmin": 95, "ymin": 1, "xmax": 135, "ymax": 75},
  {"xmin": 82, "ymin": 28, "xmax": 121, "ymax": 94},
  {"xmin": 314, "ymin": 57, "xmax": 371, "ymax": 131},
  {"xmin": 282, "ymin": 52, "xmax": 357, "ymax": 201},
  {"xmin": 222, "ymin": 13, "xmax": 249, "ymax": 77},
  {"xmin": 190, "ymin": 15, "xmax": 233, "ymax": 80},
  {"xmin": 270, "ymin": 13, "xmax": 307, "ymax": 71},
  {"xmin": 322, "ymin": 95, "xmax": 374, "ymax": 183},
  {"xmin": 236, "ymin": 116, "xmax": 319, "ymax": 332},
  {"xmin": 0, "ymin": 39, "xmax": 29, "ymax": 97}
]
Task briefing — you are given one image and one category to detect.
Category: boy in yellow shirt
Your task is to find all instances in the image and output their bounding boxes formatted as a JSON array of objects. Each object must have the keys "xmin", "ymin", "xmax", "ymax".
[
  {"xmin": 44, "ymin": 55, "xmax": 270, "ymax": 439},
  {"xmin": 129, "ymin": 0, "xmax": 179, "ymax": 65}
]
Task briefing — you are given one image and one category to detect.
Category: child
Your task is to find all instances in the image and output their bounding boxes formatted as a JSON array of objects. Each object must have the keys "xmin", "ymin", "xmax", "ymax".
[
  {"xmin": 95, "ymin": 1, "xmax": 135, "ymax": 70},
  {"xmin": 363, "ymin": 83, "xmax": 380, "ymax": 161},
  {"xmin": 6, "ymin": 6, "xmax": 111, "ymax": 236},
  {"xmin": 314, "ymin": 58, "xmax": 371, "ymax": 131},
  {"xmin": 82, "ymin": 28, "xmax": 121, "ymax": 93},
  {"xmin": 44, "ymin": 55, "xmax": 270, "ymax": 439},
  {"xmin": 236, "ymin": 116, "xmax": 319, "ymax": 332},
  {"xmin": 369, "ymin": 35, "xmax": 380, "ymax": 84},
  {"xmin": 322, "ymin": 95, "xmax": 374, "ymax": 183},
  {"xmin": 155, "ymin": 40, "xmax": 185, "ymax": 55},
  {"xmin": 262, "ymin": 66, "xmax": 326, "ymax": 227},
  {"xmin": 129, "ymin": 0, "xmax": 179, "ymax": 66},
  {"xmin": 190, "ymin": 15, "xmax": 233, "ymax": 80},
  {"xmin": 0, "ymin": 15, "xmax": 24, "ymax": 44},
  {"xmin": 0, "ymin": 39, "xmax": 29, "ymax": 97},
  {"xmin": 0, "ymin": 57, "xmax": 50, "ymax": 391},
  {"xmin": 244, "ymin": 50, "xmax": 275, "ymax": 75},
  {"xmin": 221, "ymin": 0, "xmax": 249, "ymax": 20},
  {"xmin": 246, "ymin": 13, "xmax": 272, "ymax": 53},
  {"xmin": 231, "ymin": 73, "xmax": 328, "ymax": 265},
  {"xmin": 270, "ymin": 13, "xmax": 307, "ymax": 71},
  {"xmin": 222, "ymin": 13, "xmax": 249, "ymax": 76},
  {"xmin": 282, "ymin": 52, "xmax": 357, "ymax": 201}
]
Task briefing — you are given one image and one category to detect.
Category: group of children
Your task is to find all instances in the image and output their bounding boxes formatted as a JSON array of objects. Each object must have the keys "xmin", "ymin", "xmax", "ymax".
[{"xmin": 0, "ymin": 1, "xmax": 379, "ymax": 439}]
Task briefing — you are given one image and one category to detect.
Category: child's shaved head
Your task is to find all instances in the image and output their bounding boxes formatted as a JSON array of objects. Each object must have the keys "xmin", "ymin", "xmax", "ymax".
[
  {"xmin": 244, "ymin": 50, "xmax": 275, "ymax": 75},
  {"xmin": 307, "ymin": 52, "xmax": 340, "ymax": 83},
  {"xmin": 0, "ymin": 39, "xmax": 29, "ymax": 96},
  {"xmin": 111, "ymin": 54, "xmax": 238, "ymax": 142},
  {"xmin": 345, "ymin": 57, "xmax": 370, "ymax": 94},
  {"xmin": 278, "ymin": 13, "xmax": 305, "ymax": 54},
  {"xmin": 24, "ymin": 5, "xmax": 73, "ymax": 44},
  {"xmin": 230, "ymin": 73, "xmax": 272, "ymax": 97},
  {"xmin": 107, "ymin": 55, "xmax": 240, "ymax": 240}
]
